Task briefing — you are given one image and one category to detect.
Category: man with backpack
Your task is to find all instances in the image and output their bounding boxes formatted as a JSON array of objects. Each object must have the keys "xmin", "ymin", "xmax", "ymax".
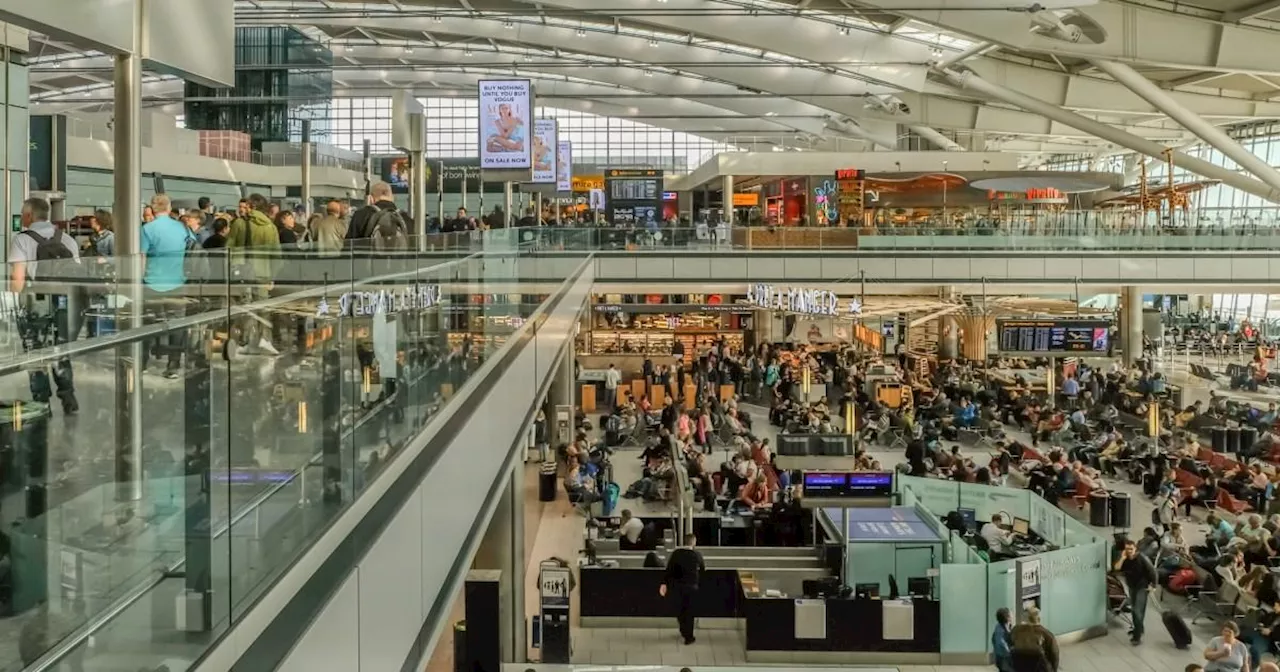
[
  {"xmin": 347, "ymin": 181, "xmax": 406, "ymax": 249},
  {"xmin": 8, "ymin": 197, "xmax": 81, "ymax": 413}
]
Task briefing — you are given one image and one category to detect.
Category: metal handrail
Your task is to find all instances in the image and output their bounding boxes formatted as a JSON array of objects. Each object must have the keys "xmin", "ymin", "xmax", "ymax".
[{"xmin": 0, "ymin": 250, "xmax": 499, "ymax": 379}]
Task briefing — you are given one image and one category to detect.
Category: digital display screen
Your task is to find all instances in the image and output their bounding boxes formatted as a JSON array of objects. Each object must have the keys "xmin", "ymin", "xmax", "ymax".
[
  {"xmin": 801, "ymin": 471, "xmax": 893, "ymax": 498},
  {"xmin": 609, "ymin": 178, "xmax": 659, "ymax": 201},
  {"xmin": 996, "ymin": 319, "xmax": 1110, "ymax": 354}
]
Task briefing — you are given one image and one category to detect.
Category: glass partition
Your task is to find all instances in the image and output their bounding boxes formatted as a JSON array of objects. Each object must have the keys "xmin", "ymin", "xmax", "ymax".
[
  {"xmin": 3, "ymin": 245, "xmax": 586, "ymax": 671},
  {"xmin": 1038, "ymin": 541, "xmax": 1109, "ymax": 636},
  {"xmin": 939, "ymin": 563, "xmax": 988, "ymax": 654}
]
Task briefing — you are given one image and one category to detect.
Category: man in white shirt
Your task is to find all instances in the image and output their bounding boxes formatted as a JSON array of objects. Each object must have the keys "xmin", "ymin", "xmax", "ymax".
[
  {"xmin": 619, "ymin": 509, "xmax": 644, "ymax": 549},
  {"xmin": 980, "ymin": 513, "xmax": 1012, "ymax": 554},
  {"xmin": 604, "ymin": 362, "xmax": 622, "ymax": 410}
]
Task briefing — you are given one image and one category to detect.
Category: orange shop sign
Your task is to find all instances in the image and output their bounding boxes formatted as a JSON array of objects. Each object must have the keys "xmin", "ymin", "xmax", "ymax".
[
  {"xmin": 572, "ymin": 175, "xmax": 605, "ymax": 191},
  {"xmin": 732, "ymin": 193, "xmax": 760, "ymax": 207}
]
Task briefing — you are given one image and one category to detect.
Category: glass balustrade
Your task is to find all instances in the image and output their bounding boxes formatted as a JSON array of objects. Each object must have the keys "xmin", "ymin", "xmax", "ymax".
[{"xmin": 0, "ymin": 243, "xmax": 582, "ymax": 671}]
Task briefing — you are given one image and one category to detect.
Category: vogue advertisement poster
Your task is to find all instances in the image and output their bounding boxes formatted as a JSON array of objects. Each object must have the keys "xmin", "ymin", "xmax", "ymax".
[
  {"xmin": 478, "ymin": 79, "xmax": 532, "ymax": 169},
  {"xmin": 556, "ymin": 141, "xmax": 573, "ymax": 192},
  {"xmin": 532, "ymin": 119, "xmax": 558, "ymax": 183}
]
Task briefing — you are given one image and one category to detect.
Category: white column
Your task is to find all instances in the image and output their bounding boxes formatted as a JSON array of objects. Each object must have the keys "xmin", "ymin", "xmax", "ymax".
[
  {"xmin": 721, "ymin": 174, "xmax": 735, "ymax": 225},
  {"xmin": 410, "ymin": 150, "xmax": 425, "ymax": 250},
  {"xmin": 504, "ymin": 182, "xmax": 514, "ymax": 229}
]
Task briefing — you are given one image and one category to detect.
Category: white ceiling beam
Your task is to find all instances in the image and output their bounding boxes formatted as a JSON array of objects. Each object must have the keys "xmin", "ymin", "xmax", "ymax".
[
  {"xmin": 1166, "ymin": 71, "xmax": 1228, "ymax": 88},
  {"xmin": 1223, "ymin": 0, "xmax": 1280, "ymax": 22}
]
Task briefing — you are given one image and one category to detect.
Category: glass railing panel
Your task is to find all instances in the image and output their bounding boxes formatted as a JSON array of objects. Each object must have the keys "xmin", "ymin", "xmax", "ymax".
[{"xmin": 8, "ymin": 246, "xmax": 577, "ymax": 672}]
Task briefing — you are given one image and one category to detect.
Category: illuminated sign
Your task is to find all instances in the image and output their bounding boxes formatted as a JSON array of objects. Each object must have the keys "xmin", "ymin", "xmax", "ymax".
[
  {"xmin": 835, "ymin": 168, "xmax": 865, "ymax": 181},
  {"xmin": 317, "ymin": 283, "xmax": 441, "ymax": 318},
  {"xmin": 607, "ymin": 168, "xmax": 661, "ymax": 177},
  {"xmin": 571, "ymin": 175, "xmax": 604, "ymax": 191},
  {"xmin": 732, "ymin": 192, "xmax": 760, "ymax": 207},
  {"xmin": 746, "ymin": 283, "xmax": 862, "ymax": 317}
]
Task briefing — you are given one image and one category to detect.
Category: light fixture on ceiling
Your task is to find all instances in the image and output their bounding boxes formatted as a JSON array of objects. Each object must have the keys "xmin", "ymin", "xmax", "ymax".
[
  {"xmin": 433, "ymin": 15, "xmax": 443, "ymax": 23},
  {"xmin": 576, "ymin": 28, "xmax": 586, "ymax": 36},
  {"xmin": 523, "ymin": 53, "xmax": 533, "ymax": 61},
  {"xmin": 379, "ymin": 70, "xmax": 389, "ymax": 78},
  {"xmin": 503, "ymin": 20, "xmax": 515, "ymax": 29},
  {"xmin": 837, "ymin": 25, "xmax": 849, "ymax": 35},
  {"xmin": 643, "ymin": 70, "xmax": 654, "ymax": 77},
  {"xmin": 404, "ymin": 45, "xmax": 414, "ymax": 54},
  {"xmin": 765, "ymin": 111, "xmax": 776, "ymax": 116},
  {"xmin": 648, "ymin": 39, "xmax": 659, "ymax": 47},
  {"xmin": 464, "ymin": 48, "xmax": 473, "ymax": 57}
]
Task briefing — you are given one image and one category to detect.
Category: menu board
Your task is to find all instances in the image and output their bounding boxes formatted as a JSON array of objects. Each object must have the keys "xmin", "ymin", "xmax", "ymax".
[{"xmin": 996, "ymin": 319, "xmax": 1111, "ymax": 354}]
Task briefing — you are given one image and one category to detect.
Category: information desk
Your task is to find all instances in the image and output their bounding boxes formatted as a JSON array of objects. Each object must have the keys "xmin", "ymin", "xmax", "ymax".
[
  {"xmin": 742, "ymin": 593, "xmax": 940, "ymax": 655},
  {"xmin": 579, "ymin": 566, "xmax": 742, "ymax": 622}
]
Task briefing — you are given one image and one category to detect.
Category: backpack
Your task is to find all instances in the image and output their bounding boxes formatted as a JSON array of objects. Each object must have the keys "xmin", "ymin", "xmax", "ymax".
[
  {"xmin": 365, "ymin": 208, "xmax": 407, "ymax": 250},
  {"xmin": 24, "ymin": 230, "xmax": 74, "ymax": 262}
]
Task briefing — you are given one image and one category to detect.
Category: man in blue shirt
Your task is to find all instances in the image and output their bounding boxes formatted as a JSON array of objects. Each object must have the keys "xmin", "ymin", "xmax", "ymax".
[{"xmin": 141, "ymin": 194, "xmax": 194, "ymax": 378}]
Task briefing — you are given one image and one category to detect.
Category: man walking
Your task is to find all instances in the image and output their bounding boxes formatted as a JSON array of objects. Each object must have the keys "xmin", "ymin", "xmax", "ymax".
[
  {"xmin": 8, "ymin": 197, "xmax": 81, "ymax": 413},
  {"xmin": 1114, "ymin": 538, "xmax": 1157, "ymax": 645},
  {"xmin": 658, "ymin": 534, "xmax": 705, "ymax": 645}
]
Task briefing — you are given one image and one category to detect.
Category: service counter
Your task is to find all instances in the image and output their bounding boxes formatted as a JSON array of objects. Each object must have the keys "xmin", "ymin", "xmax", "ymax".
[
  {"xmin": 742, "ymin": 592, "xmax": 941, "ymax": 662},
  {"xmin": 579, "ymin": 566, "xmax": 743, "ymax": 626}
]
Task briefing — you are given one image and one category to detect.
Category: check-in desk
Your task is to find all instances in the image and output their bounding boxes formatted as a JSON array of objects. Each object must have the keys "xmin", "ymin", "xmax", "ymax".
[
  {"xmin": 579, "ymin": 566, "xmax": 743, "ymax": 627},
  {"xmin": 740, "ymin": 572, "xmax": 941, "ymax": 664}
]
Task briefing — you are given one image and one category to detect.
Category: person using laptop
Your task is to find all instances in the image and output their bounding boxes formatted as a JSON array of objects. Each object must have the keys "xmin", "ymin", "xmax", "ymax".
[
  {"xmin": 981, "ymin": 514, "xmax": 1013, "ymax": 556},
  {"xmin": 619, "ymin": 509, "xmax": 644, "ymax": 550}
]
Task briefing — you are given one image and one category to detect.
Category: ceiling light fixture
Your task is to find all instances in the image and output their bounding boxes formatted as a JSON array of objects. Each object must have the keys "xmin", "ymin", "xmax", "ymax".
[
  {"xmin": 837, "ymin": 25, "xmax": 849, "ymax": 35},
  {"xmin": 503, "ymin": 20, "xmax": 515, "ymax": 29},
  {"xmin": 464, "ymin": 48, "xmax": 473, "ymax": 56},
  {"xmin": 379, "ymin": 70, "xmax": 389, "ymax": 78},
  {"xmin": 404, "ymin": 45, "xmax": 414, "ymax": 54},
  {"xmin": 648, "ymin": 39, "xmax": 659, "ymax": 47},
  {"xmin": 433, "ymin": 15, "xmax": 443, "ymax": 23},
  {"xmin": 576, "ymin": 28, "xmax": 586, "ymax": 36},
  {"xmin": 643, "ymin": 70, "xmax": 654, "ymax": 77}
]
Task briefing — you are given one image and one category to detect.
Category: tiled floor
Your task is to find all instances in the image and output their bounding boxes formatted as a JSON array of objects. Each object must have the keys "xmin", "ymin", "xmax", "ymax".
[{"xmin": 506, "ymin": 381, "xmax": 1248, "ymax": 671}]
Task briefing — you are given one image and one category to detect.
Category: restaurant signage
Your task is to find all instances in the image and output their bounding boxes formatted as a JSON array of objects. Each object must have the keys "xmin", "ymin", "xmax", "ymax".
[
  {"xmin": 317, "ymin": 283, "xmax": 442, "ymax": 318},
  {"xmin": 746, "ymin": 283, "xmax": 862, "ymax": 317}
]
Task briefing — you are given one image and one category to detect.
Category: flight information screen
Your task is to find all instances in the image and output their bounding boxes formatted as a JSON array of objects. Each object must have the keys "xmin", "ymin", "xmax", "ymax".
[
  {"xmin": 801, "ymin": 471, "xmax": 894, "ymax": 498},
  {"xmin": 996, "ymin": 319, "xmax": 1111, "ymax": 354}
]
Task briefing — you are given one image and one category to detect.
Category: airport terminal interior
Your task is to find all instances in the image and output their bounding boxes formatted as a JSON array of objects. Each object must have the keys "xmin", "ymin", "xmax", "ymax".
[{"xmin": 15, "ymin": 1, "xmax": 1280, "ymax": 672}]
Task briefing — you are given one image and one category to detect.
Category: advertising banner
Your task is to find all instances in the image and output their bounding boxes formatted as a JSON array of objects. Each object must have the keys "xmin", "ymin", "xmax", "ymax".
[
  {"xmin": 478, "ymin": 79, "xmax": 533, "ymax": 169},
  {"xmin": 556, "ymin": 141, "xmax": 573, "ymax": 192},
  {"xmin": 532, "ymin": 119, "xmax": 558, "ymax": 183}
]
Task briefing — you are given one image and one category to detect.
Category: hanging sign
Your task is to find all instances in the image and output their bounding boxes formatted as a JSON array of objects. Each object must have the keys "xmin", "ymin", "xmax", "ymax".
[
  {"xmin": 532, "ymin": 119, "xmax": 558, "ymax": 183},
  {"xmin": 316, "ymin": 283, "xmax": 442, "ymax": 318},
  {"xmin": 746, "ymin": 283, "xmax": 862, "ymax": 317}
]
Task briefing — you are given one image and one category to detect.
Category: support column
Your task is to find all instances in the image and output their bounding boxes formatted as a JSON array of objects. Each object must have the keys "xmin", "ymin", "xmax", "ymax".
[
  {"xmin": 558, "ymin": 348, "xmax": 577, "ymax": 443},
  {"xmin": 300, "ymin": 120, "xmax": 313, "ymax": 219},
  {"xmin": 473, "ymin": 463, "xmax": 522, "ymax": 663},
  {"xmin": 410, "ymin": 149, "xmax": 425, "ymax": 249},
  {"xmin": 721, "ymin": 174, "xmax": 735, "ymax": 225},
  {"xmin": 1091, "ymin": 60, "xmax": 1280, "ymax": 193},
  {"xmin": 112, "ymin": 6, "xmax": 144, "ymax": 504},
  {"xmin": 504, "ymin": 182, "xmax": 514, "ymax": 230},
  {"xmin": 1122, "ymin": 286, "xmax": 1144, "ymax": 366},
  {"xmin": 938, "ymin": 315, "xmax": 959, "ymax": 360},
  {"xmin": 935, "ymin": 67, "xmax": 1280, "ymax": 203},
  {"xmin": 535, "ymin": 192, "xmax": 542, "ymax": 225},
  {"xmin": 959, "ymin": 315, "xmax": 991, "ymax": 362}
]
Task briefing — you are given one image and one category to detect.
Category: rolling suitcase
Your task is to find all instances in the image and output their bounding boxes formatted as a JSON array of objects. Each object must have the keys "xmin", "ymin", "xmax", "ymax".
[{"xmin": 1156, "ymin": 592, "xmax": 1193, "ymax": 649}]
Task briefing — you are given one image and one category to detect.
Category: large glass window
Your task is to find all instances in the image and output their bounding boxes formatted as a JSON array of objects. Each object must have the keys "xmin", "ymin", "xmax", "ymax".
[{"xmin": 320, "ymin": 96, "xmax": 739, "ymax": 170}]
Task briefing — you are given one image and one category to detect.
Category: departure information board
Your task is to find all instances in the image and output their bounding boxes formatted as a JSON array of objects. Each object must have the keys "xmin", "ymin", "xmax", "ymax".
[{"xmin": 996, "ymin": 319, "xmax": 1111, "ymax": 354}]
